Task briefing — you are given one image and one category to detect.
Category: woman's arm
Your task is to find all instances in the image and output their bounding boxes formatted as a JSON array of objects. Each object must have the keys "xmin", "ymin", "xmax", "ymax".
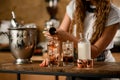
[
  {"xmin": 43, "ymin": 12, "xmax": 71, "ymax": 39},
  {"xmin": 91, "ymin": 23, "xmax": 119, "ymax": 58},
  {"xmin": 56, "ymin": 13, "xmax": 79, "ymax": 46},
  {"xmin": 57, "ymin": 12, "xmax": 71, "ymax": 31},
  {"xmin": 57, "ymin": 13, "xmax": 119, "ymax": 59}
]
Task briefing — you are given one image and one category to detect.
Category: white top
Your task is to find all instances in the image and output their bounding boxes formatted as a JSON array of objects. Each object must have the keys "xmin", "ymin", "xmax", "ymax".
[{"xmin": 66, "ymin": 0, "xmax": 120, "ymax": 50}]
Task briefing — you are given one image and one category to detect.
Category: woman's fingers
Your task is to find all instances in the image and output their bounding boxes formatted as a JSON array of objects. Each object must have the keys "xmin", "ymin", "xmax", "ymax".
[
  {"xmin": 39, "ymin": 59, "xmax": 46, "ymax": 67},
  {"xmin": 45, "ymin": 58, "xmax": 49, "ymax": 66},
  {"xmin": 43, "ymin": 31, "xmax": 53, "ymax": 39},
  {"xmin": 39, "ymin": 58, "xmax": 49, "ymax": 67},
  {"xmin": 43, "ymin": 31, "xmax": 50, "ymax": 36}
]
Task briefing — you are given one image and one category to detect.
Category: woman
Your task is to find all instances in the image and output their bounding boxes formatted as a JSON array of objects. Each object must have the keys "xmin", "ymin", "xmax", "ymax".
[
  {"xmin": 40, "ymin": 0, "xmax": 120, "ymax": 79},
  {"xmin": 40, "ymin": 0, "xmax": 120, "ymax": 66}
]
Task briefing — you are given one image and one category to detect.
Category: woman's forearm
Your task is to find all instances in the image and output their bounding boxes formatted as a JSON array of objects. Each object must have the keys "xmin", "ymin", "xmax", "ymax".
[{"xmin": 56, "ymin": 30, "xmax": 79, "ymax": 47}]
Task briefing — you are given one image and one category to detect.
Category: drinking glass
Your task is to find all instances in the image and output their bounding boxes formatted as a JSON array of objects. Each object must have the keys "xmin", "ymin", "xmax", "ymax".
[
  {"xmin": 62, "ymin": 41, "xmax": 74, "ymax": 66},
  {"xmin": 47, "ymin": 38, "xmax": 60, "ymax": 67}
]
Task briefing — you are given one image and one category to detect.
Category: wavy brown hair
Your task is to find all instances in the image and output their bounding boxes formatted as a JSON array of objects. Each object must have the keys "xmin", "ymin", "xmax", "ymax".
[{"xmin": 69, "ymin": 0, "xmax": 111, "ymax": 44}]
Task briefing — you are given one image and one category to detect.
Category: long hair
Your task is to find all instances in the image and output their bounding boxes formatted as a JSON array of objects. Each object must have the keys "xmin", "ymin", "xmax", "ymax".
[{"xmin": 69, "ymin": 0, "xmax": 111, "ymax": 44}]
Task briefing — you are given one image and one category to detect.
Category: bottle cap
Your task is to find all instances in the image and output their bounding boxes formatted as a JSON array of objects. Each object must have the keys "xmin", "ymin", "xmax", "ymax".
[{"xmin": 49, "ymin": 27, "xmax": 56, "ymax": 35}]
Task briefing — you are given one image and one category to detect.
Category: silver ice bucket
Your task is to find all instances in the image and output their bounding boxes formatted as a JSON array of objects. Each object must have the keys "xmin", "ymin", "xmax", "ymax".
[{"xmin": 9, "ymin": 28, "xmax": 37, "ymax": 64}]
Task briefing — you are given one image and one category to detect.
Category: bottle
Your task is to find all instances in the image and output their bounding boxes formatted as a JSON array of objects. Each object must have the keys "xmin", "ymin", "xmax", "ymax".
[
  {"xmin": 11, "ymin": 11, "xmax": 19, "ymax": 28},
  {"xmin": 45, "ymin": 21, "xmax": 57, "ymax": 35},
  {"xmin": 45, "ymin": 21, "xmax": 56, "ymax": 35},
  {"xmin": 49, "ymin": 27, "xmax": 56, "ymax": 35},
  {"xmin": 78, "ymin": 33, "xmax": 91, "ymax": 60},
  {"xmin": 47, "ymin": 22, "xmax": 60, "ymax": 67},
  {"xmin": 77, "ymin": 33, "xmax": 93, "ymax": 68}
]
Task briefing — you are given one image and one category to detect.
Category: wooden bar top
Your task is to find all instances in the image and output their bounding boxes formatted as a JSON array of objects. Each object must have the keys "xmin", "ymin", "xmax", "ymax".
[
  {"xmin": 0, "ymin": 52, "xmax": 120, "ymax": 78},
  {"xmin": 0, "ymin": 61, "xmax": 120, "ymax": 78}
]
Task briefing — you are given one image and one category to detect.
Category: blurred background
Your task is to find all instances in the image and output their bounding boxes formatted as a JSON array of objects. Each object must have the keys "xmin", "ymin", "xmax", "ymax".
[
  {"xmin": 0, "ymin": 0, "xmax": 69, "ymax": 54},
  {"xmin": 0, "ymin": 0, "xmax": 120, "ymax": 80},
  {"xmin": 0, "ymin": 0, "xmax": 69, "ymax": 41},
  {"xmin": 0, "ymin": 0, "xmax": 120, "ymax": 54},
  {"xmin": 0, "ymin": 0, "xmax": 120, "ymax": 53}
]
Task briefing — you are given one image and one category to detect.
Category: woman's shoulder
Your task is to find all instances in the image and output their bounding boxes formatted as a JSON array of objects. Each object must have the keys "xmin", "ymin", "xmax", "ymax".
[
  {"xmin": 106, "ymin": 3, "xmax": 120, "ymax": 26},
  {"xmin": 66, "ymin": 0, "xmax": 76, "ymax": 20},
  {"xmin": 110, "ymin": 3, "xmax": 120, "ymax": 16},
  {"xmin": 67, "ymin": 0, "xmax": 75, "ymax": 8}
]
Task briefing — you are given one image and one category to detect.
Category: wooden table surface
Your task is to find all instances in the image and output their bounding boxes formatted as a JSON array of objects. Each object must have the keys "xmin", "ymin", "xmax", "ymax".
[
  {"xmin": 0, "ymin": 60, "xmax": 120, "ymax": 78},
  {"xmin": 0, "ymin": 51, "xmax": 120, "ymax": 80}
]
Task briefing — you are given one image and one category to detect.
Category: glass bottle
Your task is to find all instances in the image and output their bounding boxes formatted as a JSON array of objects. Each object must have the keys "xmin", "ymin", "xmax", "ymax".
[
  {"xmin": 78, "ymin": 33, "xmax": 91, "ymax": 60},
  {"xmin": 77, "ymin": 33, "xmax": 93, "ymax": 68},
  {"xmin": 47, "ymin": 23, "xmax": 60, "ymax": 67},
  {"xmin": 49, "ymin": 26, "xmax": 56, "ymax": 35},
  {"xmin": 11, "ymin": 11, "xmax": 19, "ymax": 28}
]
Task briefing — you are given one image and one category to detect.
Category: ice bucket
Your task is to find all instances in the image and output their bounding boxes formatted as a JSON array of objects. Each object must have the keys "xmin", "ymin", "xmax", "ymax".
[{"xmin": 9, "ymin": 28, "xmax": 37, "ymax": 64}]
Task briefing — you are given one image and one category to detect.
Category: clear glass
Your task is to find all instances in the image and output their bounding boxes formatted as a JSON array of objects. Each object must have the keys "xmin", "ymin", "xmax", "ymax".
[
  {"xmin": 47, "ymin": 37, "xmax": 60, "ymax": 67},
  {"xmin": 62, "ymin": 40, "xmax": 74, "ymax": 66}
]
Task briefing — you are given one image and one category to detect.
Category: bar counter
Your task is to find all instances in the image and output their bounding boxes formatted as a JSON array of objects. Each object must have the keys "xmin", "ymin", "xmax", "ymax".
[{"xmin": 0, "ymin": 52, "xmax": 120, "ymax": 80}]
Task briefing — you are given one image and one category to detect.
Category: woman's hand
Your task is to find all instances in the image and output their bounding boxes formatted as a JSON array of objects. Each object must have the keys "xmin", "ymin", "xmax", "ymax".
[
  {"xmin": 39, "ymin": 58, "xmax": 49, "ymax": 67},
  {"xmin": 43, "ymin": 30, "xmax": 53, "ymax": 40}
]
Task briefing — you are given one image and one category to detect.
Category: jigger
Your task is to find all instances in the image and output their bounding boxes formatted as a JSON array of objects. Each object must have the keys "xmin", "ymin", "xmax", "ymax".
[{"xmin": 9, "ymin": 28, "xmax": 37, "ymax": 64}]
